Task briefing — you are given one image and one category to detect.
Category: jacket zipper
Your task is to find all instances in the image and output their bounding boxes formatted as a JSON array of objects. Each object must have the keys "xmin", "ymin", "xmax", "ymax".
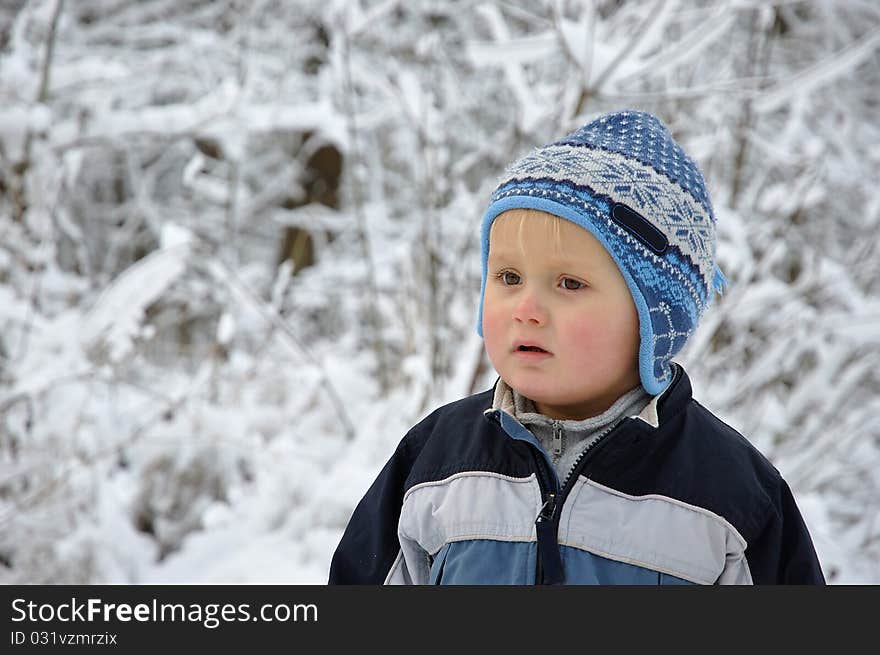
[
  {"xmin": 561, "ymin": 417, "xmax": 624, "ymax": 492},
  {"xmin": 490, "ymin": 409, "xmax": 631, "ymax": 585},
  {"xmin": 531, "ymin": 449, "xmax": 563, "ymax": 585},
  {"xmin": 487, "ymin": 409, "xmax": 563, "ymax": 585},
  {"xmin": 536, "ymin": 417, "xmax": 631, "ymax": 584},
  {"xmin": 551, "ymin": 422, "xmax": 563, "ymax": 459}
]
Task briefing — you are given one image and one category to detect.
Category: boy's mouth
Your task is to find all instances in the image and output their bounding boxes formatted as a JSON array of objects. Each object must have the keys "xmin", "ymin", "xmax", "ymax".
[{"xmin": 513, "ymin": 340, "xmax": 552, "ymax": 355}]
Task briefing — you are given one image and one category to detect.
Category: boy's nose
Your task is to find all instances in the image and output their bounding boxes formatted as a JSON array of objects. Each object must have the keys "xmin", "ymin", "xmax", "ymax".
[{"xmin": 512, "ymin": 291, "xmax": 548, "ymax": 325}]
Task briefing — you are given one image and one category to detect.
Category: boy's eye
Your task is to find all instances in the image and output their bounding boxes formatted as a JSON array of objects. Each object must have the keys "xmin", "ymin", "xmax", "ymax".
[
  {"xmin": 561, "ymin": 277, "xmax": 585, "ymax": 290},
  {"xmin": 500, "ymin": 271, "xmax": 521, "ymax": 285}
]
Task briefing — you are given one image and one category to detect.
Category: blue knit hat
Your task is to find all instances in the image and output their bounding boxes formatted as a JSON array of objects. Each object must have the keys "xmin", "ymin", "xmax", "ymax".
[{"xmin": 476, "ymin": 110, "xmax": 728, "ymax": 395}]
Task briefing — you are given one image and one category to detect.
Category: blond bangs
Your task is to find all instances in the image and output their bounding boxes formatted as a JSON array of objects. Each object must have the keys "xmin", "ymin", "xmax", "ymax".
[{"xmin": 490, "ymin": 209, "xmax": 570, "ymax": 260}]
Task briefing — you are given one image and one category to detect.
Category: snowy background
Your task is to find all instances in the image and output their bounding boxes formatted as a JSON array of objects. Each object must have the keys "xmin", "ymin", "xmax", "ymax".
[{"xmin": 0, "ymin": 0, "xmax": 878, "ymax": 584}]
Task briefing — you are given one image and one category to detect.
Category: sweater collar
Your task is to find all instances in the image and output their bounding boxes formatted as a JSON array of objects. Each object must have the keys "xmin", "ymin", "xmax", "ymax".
[{"xmin": 486, "ymin": 362, "xmax": 690, "ymax": 430}]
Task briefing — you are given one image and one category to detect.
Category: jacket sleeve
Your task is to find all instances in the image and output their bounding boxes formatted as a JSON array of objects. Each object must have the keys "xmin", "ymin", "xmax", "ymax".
[
  {"xmin": 744, "ymin": 477, "xmax": 826, "ymax": 584},
  {"xmin": 328, "ymin": 432, "xmax": 424, "ymax": 584}
]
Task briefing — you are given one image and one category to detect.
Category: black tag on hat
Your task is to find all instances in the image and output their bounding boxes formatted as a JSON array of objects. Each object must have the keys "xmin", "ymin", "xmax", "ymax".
[{"xmin": 610, "ymin": 203, "xmax": 669, "ymax": 255}]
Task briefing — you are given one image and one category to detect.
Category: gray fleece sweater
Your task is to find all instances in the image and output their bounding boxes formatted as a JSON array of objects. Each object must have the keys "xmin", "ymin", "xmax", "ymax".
[{"xmin": 512, "ymin": 384, "xmax": 653, "ymax": 485}]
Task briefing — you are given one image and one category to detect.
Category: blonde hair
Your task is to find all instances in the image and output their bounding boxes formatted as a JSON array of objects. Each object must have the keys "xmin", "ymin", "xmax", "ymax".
[{"xmin": 489, "ymin": 208, "xmax": 572, "ymax": 260}]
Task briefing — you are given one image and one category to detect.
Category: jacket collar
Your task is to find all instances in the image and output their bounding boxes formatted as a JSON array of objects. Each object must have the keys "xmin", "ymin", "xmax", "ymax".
[{"xmin": 484, "ymin": 362, "xmax": 691, "ymax": 430}]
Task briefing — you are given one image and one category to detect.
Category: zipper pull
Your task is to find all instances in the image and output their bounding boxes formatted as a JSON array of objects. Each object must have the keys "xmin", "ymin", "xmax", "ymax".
[
  {"xmin": 552, "ymin": 422, "xmax": 563, "ymax": 457},
  {"xmin": 536, "ymin": 493, "xmax": 558, "ymax": 523},
  {"xmin": 534, "ymin": 492, "xmax": 565, "ymax": 584}
]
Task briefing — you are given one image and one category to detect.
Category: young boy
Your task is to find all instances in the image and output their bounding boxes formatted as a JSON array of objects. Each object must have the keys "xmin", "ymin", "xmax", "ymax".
[{"xmin": 328, "ymin": 110, "xmax": 825, "ymax": 585}]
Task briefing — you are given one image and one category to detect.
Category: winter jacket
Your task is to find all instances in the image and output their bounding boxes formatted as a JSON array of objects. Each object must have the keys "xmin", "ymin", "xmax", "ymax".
[{"xmin": 328, "ymin": 364, "xmax": 825, "ymax": 585}]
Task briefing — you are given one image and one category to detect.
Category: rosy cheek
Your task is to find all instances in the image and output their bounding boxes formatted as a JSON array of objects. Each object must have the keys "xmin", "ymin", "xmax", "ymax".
[
  {"xmin": 565, "ymin": 308, "xmax": 639, "ymax": 369},
  {"xmin": 563, "ymin": 316, "xmax": 602, "ymax": 350},
  {"xmin": 481, "ymin": 300, "xmax": 508, "ymax": 358}
]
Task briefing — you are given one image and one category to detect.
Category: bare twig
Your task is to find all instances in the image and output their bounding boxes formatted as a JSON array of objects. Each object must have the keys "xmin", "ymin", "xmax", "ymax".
[
  {"xmin": 12, "ymin": 0, "xmax": 65, "ymax": 222},
  {"xmin": 37, "ymin": 0, "xmax": 64, "ymax": 103},
  {"xmin": 573, "ymin": 0, "xmax": 666, "ymax": 116},
  {"xmin": 339, "ymin": 14, "xmax": 392, "ymax": 394}
]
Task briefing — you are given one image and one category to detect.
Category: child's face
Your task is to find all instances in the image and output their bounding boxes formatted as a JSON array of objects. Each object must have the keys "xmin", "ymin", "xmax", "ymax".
[{"xmin": 483, "ymin": 209, "xmax": 641, "ymax": 420}]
